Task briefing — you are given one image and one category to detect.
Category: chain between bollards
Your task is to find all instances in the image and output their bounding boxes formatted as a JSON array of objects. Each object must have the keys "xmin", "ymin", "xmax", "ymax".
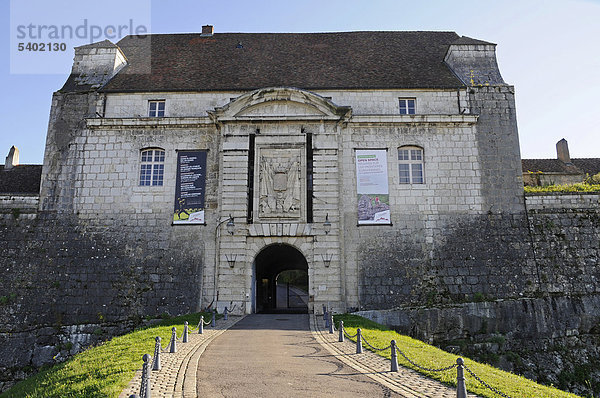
[{"xmin": 326, "ymin": 317, "xmax": 511, "ymax": 398}]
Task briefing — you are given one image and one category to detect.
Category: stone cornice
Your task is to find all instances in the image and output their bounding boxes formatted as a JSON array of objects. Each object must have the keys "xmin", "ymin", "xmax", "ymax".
[
  {"xmin": 86, "ymin": 117, "xmax": 214, "ymax": 129},
  {"xmin": 348, "ymin": 114, "xmax": 478, "ymax": 125}
]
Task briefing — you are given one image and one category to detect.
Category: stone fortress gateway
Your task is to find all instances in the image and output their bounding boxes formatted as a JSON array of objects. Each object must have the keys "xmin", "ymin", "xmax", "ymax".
[
  {"xmin": 40, "ymin": 26, "xmax": 525, "ymax": 316},
  {"xmin": 3, "ymin": 26, "xmax": 600, "ymax": 394}
]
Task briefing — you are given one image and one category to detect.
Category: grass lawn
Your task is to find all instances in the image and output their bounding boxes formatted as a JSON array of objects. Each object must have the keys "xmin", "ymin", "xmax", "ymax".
[
  {"xmin": 1, "ymin": 312, "xmax": 216, "ymax": 398},
  {"xmin": 334, "ymin": 314, "xmax": 581, "ymax": 398}
]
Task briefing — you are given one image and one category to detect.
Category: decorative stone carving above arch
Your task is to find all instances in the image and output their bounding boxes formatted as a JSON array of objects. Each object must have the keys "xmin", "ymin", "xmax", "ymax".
[{"xmin": 208, "ymin": 87, "xmax": 352, "ymax": 123}]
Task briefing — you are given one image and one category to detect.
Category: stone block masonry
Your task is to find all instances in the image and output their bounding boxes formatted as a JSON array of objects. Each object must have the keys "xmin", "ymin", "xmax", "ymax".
[
  {"xmin": 0, "ymin": 212, "xmax": 205, "ymax": 391},
  {"xmin": 356, "ymin": 192, "xmax": 600, "ymax": 396}
]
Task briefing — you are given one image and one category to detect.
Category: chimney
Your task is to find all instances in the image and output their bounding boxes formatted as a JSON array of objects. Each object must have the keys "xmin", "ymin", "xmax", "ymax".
[
  {"xmin": 4, "ymin": 146, "xmax": 19, "ymax": 170},
  {"xmin": 201, "ymin": 25, "xmax": 214, "ymax": 36},
  {"xmin": 556, "ymin": 138, "xmax": 571, "ymax": 164}
]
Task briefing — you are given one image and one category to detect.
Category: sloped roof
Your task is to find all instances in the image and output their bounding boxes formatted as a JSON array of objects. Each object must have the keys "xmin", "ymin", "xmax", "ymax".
[
  {"xmin": 0, "ymin": 165, "xmax": 42, "ymax": 194},
  {"xmin": 521, "ymin": 158, "xmax": 600, "ymax": 176},
  {"xmin": 571, "ymin": 158, "xmax": 600, "ymax": 176},
  {"xmin": 98, "ymin": 31, "xmax": 467, "ymax": 92}
]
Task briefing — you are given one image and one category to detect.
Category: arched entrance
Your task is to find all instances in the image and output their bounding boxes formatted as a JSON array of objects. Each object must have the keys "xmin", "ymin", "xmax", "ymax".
[{"xmin": 252, "ymin": 244, "xmax": 309, "ymax": 313}]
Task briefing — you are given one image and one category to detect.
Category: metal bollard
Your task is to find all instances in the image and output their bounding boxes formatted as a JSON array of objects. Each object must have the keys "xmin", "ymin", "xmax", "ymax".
[
  {"xmin": 456, "ymin": 358, "xmax": 468, "ymax": 398},
  {"xmin": 152, "ymin": 337, "xmax": 161, "ymax": 371},
  {"xmin": 356, "ymin": 328, "xmax": 363, "ymax": 354},
  {"xmin": 390, "ymin": 340, "xmax": 399, "ymax": 372},
  {"xmin": 224, "ymin": 306, "xmax": 228, "ymax": 320},
  {"xmin": 140, "ymin": 353, "xmax": 151, "ymax": 398},
  {"xmin": 329, "ymin": 312, "xmax": 334, "ymax": 334},
  {"xmin": 211, "ymin": 309, "xmax": 216, "ymax": 327},
  {"xmin": 183, "ymin": 321, "xmax": 188, "ymax": 343},
  {"xmin": 338, "ymin": 320, "xmax": 344, "ymax": 342},
  {"xmin": 199, "ymin": 316, "xmax": 204, "ymax": 334},
  {"xmin": 170, "ymin": 327, "xmax": 177, "ymax": 353}
]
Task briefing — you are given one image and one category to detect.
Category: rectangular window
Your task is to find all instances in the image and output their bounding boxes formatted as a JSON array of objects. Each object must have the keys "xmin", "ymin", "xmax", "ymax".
[
  {"xmin": 399, "ymin": 98, "xmax": 416, "ymax": 115},
  {"xmin": 148, "ymin": 100, "xmax": 165, "ymax": 117},
  {"xmin": 140, "ymin": 149, "xmax": 165, "ymax": 186},
  {"xmin": 398, "ymin": 147, "xmax": 424, "ymax": 184}
]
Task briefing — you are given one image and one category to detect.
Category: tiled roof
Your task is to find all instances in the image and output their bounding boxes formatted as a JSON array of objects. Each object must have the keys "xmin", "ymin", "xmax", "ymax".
[
  {"xmin": 97, "ymin": 31, "xmax": 466, "ymax": 92},
  {"xmin": 522, "ymin": 158, "xmax": 600, "ymax": 176},
  {"xmin": 571, "ymin": 158, "xmax": 600, "ymax": 176},
  {"xmin": 0, "ymin": 165, "xmax": 42, "ymax": 194}
]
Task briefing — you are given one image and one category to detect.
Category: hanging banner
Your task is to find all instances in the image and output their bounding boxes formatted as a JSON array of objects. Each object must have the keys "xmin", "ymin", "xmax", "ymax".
[
  {"xmin": 173, "ymin": 150, "xmax": 207, "ymax": 224},
  {"xmin": 355, "ymin": 149, "xmax": 391, "ymax": 225}
]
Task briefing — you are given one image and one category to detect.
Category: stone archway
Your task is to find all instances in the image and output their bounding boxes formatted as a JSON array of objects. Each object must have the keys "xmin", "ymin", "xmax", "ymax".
[{"xmin": 252, "ymin": 243, "xmax": 309, "ymax": 313}]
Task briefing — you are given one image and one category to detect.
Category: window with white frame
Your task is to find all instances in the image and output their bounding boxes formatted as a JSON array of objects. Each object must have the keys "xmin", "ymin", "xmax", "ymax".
[
  {"xmin": 139, "ymin": 148, "xmax": 165, "ymax": 186},
  {"xmin": 398, "ymin": 146, "xmax": 424, "ymax": 184},
  {"xmin": 148, "ymin": 100, "xmax": 165, "ymax": 117},
  {"xmin": 399, "ymin": 98, "xmax": 416, "ymax": 115}
]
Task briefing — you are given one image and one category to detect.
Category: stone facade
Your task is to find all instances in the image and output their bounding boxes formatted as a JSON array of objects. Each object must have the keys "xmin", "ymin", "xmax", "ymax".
[
  {"xmin": 3, "ymin": 32, "xmax": 532, "ymax": 320},
  {"xmin": 2, "ymin": 31, "xmax": 600, "ymax": 393}
]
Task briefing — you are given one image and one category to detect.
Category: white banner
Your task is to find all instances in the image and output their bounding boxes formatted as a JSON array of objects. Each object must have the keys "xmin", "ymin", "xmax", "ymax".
[{"xmin": 355, "ymin": 149, "xmax": 391, "ymax": 224}]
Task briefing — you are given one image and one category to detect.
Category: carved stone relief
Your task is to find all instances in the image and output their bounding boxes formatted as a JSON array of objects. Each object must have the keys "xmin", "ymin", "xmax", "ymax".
[{"xmin": 258, "ymin": 148, "xmax": 302, "ymax": 218}]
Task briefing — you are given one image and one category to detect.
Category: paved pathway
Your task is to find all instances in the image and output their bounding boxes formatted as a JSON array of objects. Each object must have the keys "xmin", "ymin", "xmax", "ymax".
[
  {"xmin": 195, "ymin": 314, "xmax": 400, "ymax": 397},
  {"xmin": 120, "ymin": 313, "xmax": 481, "ymax": 397}
]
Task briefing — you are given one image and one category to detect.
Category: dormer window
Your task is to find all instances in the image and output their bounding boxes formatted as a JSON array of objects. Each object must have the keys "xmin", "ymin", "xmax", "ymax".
[
  {"xmin": 399, "ymin": 98, "xmax": 416, "ymax": 115},
  {"xmin": 148, "ymin": 100, "xmax": 165, "ymax": 117}
]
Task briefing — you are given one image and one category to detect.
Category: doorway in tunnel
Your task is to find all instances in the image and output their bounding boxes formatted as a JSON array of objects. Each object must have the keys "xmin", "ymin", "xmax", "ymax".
[{"xmin": 252, "ymin": 243, "xmax": 309, "ymax": 313}]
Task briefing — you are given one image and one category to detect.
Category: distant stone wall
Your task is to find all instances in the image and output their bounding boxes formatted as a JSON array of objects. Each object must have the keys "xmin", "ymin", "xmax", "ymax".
[
  {"xmin": 522, "ymin": 172, "xmax": 585, "ymax": 187},
  {"xmin": 526, "ymin": 193, "xmax": 600, "ymax": 296},
  {"xmin": 0, "ymin": 194, "xmax": 38, "ymax": 220}
]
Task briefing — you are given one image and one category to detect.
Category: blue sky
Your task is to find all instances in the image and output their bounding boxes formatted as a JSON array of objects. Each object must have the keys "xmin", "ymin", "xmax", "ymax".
[{"xmin": 1, "ymin": 0, "xmax": 599, "ymax": 164}]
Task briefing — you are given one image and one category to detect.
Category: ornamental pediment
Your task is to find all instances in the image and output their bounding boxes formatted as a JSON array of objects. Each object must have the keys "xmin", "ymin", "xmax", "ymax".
[
  {"xmin": 236, "ymin": 100, "xmax": 326, "ymax": 117},
  {"xmin": 209, "ymin": 87, "xmax": 351, "ymax": 122}
]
